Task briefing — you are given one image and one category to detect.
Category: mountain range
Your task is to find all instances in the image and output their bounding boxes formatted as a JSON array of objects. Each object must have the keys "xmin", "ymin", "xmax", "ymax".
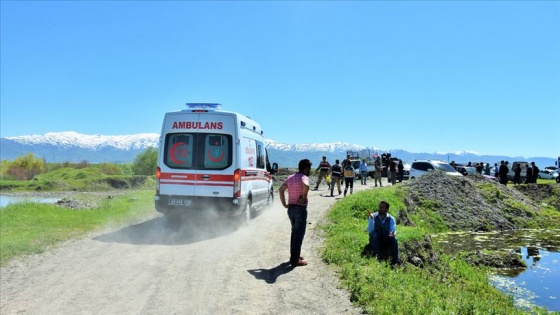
[{"xmin": 1, "ymin": 131, "xmax": 556, "ymax": 168}]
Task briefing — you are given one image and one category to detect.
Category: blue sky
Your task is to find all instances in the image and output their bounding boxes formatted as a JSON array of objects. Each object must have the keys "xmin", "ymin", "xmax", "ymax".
[{"xmin": 1, "ymin": 1, "xmax": 559, "ymax": 158}]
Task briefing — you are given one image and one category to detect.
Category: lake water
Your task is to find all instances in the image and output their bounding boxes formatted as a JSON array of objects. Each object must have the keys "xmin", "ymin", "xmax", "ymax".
[
  {"xmin": 0, "ymin": 194, "xmax": 62, "ymax": 208},
  {"xmin": 432, "ymin": 229, "xmax": 560, "ymax": 312}
]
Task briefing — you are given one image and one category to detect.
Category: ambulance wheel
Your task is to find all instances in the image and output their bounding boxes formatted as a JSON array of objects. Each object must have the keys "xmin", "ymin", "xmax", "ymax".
[{"xmin": 242, "ymin": 199, "xmax": 252, "ymax": 226}]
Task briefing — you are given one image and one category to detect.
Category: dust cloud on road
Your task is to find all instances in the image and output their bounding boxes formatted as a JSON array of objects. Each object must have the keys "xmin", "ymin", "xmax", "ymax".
[{"xmin": 1, "ymin": 180, "xmax": 381, "ymax": 315}]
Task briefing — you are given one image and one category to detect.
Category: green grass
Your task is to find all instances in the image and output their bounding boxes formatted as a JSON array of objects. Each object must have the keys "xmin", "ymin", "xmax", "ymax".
[
  {"xmin": 0, "ymin": 190, "xmax": 154, "ymax": 266},
  {"xmin": 1, "ymin": 165, "xmax": 155, "ymax": 192},
  {"xmin": 319, "ymin": 186, "xmax": 556, "ymax": 314}
]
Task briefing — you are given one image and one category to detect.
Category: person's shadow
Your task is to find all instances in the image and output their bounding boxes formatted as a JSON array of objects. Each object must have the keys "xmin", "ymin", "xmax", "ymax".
[{"xmin": 247, "ymin": 262, "xmax": 293, "ymax": 284}]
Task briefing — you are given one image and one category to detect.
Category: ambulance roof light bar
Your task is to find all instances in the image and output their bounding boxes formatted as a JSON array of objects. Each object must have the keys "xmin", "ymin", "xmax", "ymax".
[{"xmin": 186, "ymin": 103, "xmax": 222, "ymax": 112}]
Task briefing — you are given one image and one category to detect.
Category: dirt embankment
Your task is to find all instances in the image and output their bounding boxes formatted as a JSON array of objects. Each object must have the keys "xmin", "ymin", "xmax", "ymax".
[
  {"xmin": 398, "ymin": 172, "xmax": 559, "ymax": 269},
  {"xmin": 401, "ymin": 171, "xmax": 558, "ymax": 232}
]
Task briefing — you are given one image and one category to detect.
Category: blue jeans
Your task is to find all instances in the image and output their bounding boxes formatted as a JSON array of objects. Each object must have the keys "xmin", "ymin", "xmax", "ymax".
[
  {"xmin": 288, "ymin": 205, "xmax": 308, "ymax": 264},
  {"xmin": 361, "ymin": 171, "xmax": 367, "ymax": 184},
  {"xmin": 369, "ymin": 232, "xmax": 400, "ymax": 264}
]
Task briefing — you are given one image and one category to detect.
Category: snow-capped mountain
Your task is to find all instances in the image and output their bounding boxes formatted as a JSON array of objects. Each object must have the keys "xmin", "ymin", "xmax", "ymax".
[
  {"xmin": 5, "ymin": 131, "xmax": 159, "ymax": 151},
  {"xmin": 264, "ymin": 139, "xmax": 376, "ymax": 153},
  {"xmin": 1, "ymin": 132, "xmax": 555, "ymax": 167}
]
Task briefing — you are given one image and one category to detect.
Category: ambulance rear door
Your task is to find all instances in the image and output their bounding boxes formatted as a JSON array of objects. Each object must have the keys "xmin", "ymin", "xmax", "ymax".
[
  {"xmin": 159, "ymin": 112, "xmax": 236, "ymax": 204},
  {"xmin": 193, "ymin": 113, "xmax": 236, "ymax": 199}
]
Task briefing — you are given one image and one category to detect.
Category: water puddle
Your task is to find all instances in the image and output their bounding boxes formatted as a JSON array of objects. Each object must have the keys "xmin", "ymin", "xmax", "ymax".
[
  {"xmin": 0, "ymin": 194, "xmax": 63, "ymax": 208},
  {"xmin": 432, "ymin": 229, "xmax": 560, "ymax": 312}
]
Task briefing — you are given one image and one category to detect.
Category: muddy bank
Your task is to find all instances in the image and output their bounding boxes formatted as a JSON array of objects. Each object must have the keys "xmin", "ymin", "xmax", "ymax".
[
  {"xmin": 392, "ymin": 172, "xmax": 559, "ymax": 270},
  {"xmin": 402, "ymin": 171, "xmax": 558, "ymax": 232}
]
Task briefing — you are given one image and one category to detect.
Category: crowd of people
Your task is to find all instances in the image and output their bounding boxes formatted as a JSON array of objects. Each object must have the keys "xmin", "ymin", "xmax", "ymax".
[
  {"xmin": 312, "ymin": 155, "xmax": 406, "ymax": 196},
  {"xmin": 278, "ymin": 156, "xmax": 549, "ymax": 269},
  {"xmin": 449, "ymin": 160, "xmax": 541, "ymax": 185}
]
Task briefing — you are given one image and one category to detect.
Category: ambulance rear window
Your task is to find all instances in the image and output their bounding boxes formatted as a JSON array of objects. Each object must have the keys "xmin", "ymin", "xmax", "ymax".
[
  {"xmin": 204, "ymin": 135, "xmax": 230, "ymax": 169},
  {"xmin": 165, "ymin": 134, "xmax": 194, "ymax": 168},
  {"xmin": 164, "ymin": 133, "xmax": 232, "ymax": 170}
]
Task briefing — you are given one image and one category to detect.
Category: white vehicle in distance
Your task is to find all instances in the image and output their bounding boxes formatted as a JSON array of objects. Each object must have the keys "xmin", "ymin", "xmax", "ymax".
[
  {"xmin": 409, "ymin": 160, "xmax": 463, "ymax": 179},
  {"xmin": 538, "ymin": 169, "xmax": 559, "ymax": 180}
]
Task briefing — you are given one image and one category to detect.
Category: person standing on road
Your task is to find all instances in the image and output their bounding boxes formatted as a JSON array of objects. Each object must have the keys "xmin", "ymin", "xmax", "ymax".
[
  {"xmin": 493, "ymin": 163, "xmax": 499, "ymax": 178},
  {"xmin": 389, "ymin": 159, "xmax": 397, "ymax": 185},
  {"xmin": 374, "ymin": 156, "xmax": 383, "ymax": 187},
  {"xmin": 279, "ymin": 159, "xmax": 312, "ymax": 267},
  {"xmin": 330, "ymin": 159, "xmax": 343, "ymax": 197},
  {"xmin": 484, "ymin": 163, "xmax": 491, "ymax": 176},
  {"xmin": 526, "ymin": 164, "xmax": 533, "ymax": 184},
  {"xmin": 499, "ymin": 160, "xmax": 509, "ymax": 185},
  {"xmin": 397, "ymin": 160, "xmax": 404, "ymax": 183},
  {"xmin": 513, "ymin": 163, "xmax": 522, "ymax": 185},
  {"xmin": 359, "ymin": 159, "xmax": 368, "ymax": 185},
  {"xmin": 313, "ymin": 156, "xmax": 331, "ymax": 190},
  {"xmin": 476, "ymin": 163, "xmax": 483, "ymax": 174},
  {"xmin": 367, "ymin": 201, "xmax": 400, "ymax": 266},
  {"xmin": 343, "ymin": 160, "xmax": 355, "ymax": 197},
  {"xmin": 531, "ymin": 162, "xmax": 539, "ymax": 184}
]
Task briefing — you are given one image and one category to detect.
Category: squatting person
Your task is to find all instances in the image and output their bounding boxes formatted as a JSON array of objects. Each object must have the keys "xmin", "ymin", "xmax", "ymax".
[{"xmin": 367, "ymin": 201, "xmax": 400, "ymax": 265}]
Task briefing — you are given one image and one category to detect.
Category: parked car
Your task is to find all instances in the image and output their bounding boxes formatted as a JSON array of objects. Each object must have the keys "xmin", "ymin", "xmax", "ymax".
[
  {"xmin": 456, "ymin": 166, "xmax": 498, "ymax": 181},
  {"xmin": 538, "ymin": 169, "xmax": 559, "ymax": 180},
  {"xmin": 409, "ymin": 160, "xmax": 462, "ymax": 179},
  {"xmin": 545, "ymin": 166, "xmax": 558, "ymax": 172},
  {"xmin": 402, "ymin": 162, "xmax": 411, "ymax": 180}
]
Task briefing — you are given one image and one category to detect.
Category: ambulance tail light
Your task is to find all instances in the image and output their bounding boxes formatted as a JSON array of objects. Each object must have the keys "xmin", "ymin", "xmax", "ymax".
[
  {"xmin": 234, "ymin": 168, "xmax": 241, "ymax": 198},
  {"xmin": 156, "ymin": 166, "xmax": 161, "ymax": 194}
]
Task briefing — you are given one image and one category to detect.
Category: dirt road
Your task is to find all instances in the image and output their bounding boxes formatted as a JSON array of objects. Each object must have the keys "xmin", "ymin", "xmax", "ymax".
[{"xmin": 1, "ymin": 180, "xmax": 382, "ymax": 315}]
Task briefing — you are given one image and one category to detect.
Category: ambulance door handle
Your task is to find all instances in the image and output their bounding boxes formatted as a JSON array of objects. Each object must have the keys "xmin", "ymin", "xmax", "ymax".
[{"xmin": 201, "ymin": 175, "xmax": 211, "ymax": 180}]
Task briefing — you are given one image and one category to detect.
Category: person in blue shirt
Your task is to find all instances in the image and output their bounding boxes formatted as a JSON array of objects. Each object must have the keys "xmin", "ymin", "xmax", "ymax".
[
  {"xmin": 367, "ymin": 201, "xmax": 400, "ymax": 265},
  {"xmin": 359, "ymin": 159, "xmax": 368, "ymax": 185}
]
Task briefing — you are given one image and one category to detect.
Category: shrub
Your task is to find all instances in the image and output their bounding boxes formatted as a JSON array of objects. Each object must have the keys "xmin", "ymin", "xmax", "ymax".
[
  {"xmin": 99, "ymin": 163, "xmax": 122, "ymax": 175},
  {"xmin": 6, "ymin": 153, "xmax": 47, "ymax": 180},
  {"xmin": 131, "ymin": 147, "xmax": 158, "ymax": 176}
]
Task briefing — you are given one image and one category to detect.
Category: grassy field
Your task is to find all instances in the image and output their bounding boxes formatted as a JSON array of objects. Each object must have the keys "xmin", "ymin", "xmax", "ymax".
[
  {"xmin": 0, "ymin": 161, "xmax": 155, "ymax": 191},
  {"xmin": 320, "ymin": 185, "xmax": 557, "ymax": 314},
  {"xmin": 0, "ymin": 190, "xmax": 154, "ymax": 266}
]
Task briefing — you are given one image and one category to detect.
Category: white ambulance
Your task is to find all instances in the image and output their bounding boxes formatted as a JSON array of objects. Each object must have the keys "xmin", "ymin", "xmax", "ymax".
[{"xmin": 155, "ymin": 103, "xmax": 275, "ymax": 225}]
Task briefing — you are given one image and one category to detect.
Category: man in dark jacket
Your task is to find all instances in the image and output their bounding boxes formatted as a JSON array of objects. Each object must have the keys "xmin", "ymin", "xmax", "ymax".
[
  {"xmin": 531, "ymin": 162, "xmax": 539, "ymax": 184},
  {"xmin": 526, "ymin": 165, "xmax": 533, "ymax": 184},
  {"xmin": 330, "ymin": 160, "xmax": 343, "ymax": 197},
  {"xmin": 499, "ymin": 160, "xmax": 509, "ymax": 185}
]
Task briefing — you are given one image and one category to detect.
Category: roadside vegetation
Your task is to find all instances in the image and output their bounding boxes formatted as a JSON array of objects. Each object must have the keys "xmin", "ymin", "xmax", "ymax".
[
  {"xmin": 0, "ymin": 149, "xmax": 157, "ymax": 191},
  {"xmin": 320, "ymin": 172, "xmax": 560, "ymax": 314},
  {"xmin": 2, "ymin": 152, "xmax": 559, "ymax": 313},
  {"xmin": 0, "ymin": 190, "xmax": 154, "ymax": 267},
  {"xmin": 0, "ymin": 149, "xmax": 158, "ymax": 266}
]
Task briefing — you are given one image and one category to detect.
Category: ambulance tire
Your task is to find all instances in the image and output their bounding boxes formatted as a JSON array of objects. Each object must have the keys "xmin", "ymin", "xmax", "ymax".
[{"xmin": 242, "ymin": 198, "xmax": 252, "ymax": 226}]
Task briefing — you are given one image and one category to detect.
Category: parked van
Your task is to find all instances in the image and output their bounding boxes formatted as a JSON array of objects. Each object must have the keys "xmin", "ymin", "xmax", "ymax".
[
  {"xmin": 507, "ymin": 161, "xmax": 529, "ymax": 182},
  {"xmin": 155, "ymin": 103, "xmax": 275, "ymax": 226}
]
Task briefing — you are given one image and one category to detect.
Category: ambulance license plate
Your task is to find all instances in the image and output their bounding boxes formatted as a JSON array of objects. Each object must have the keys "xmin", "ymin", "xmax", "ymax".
[{"xmin": 168, "ymin": 199, "xmax": 191, "ymax": 206}]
